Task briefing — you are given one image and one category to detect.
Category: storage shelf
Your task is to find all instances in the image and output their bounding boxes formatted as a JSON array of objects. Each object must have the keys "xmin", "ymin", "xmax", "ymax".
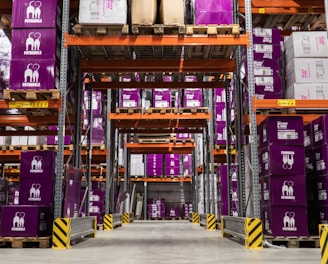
[
  {"xmin": 252, "ymin": 98, "xmax": 328, "ymax": 111},
  {"xmin": 244, "ymin": 113, "xmax": 322, "ymax": 125},
  {"xmin": 126, "ymin": 142, "xmax": 195, "ymax": 154}
]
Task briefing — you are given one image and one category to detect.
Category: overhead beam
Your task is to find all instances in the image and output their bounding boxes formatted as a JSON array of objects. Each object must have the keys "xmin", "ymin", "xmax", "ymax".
[
  {"xmin": 81, "ymin": 59, "xmax": 236, "ymax": 73},
  {"xmin": 0, "ymin": 115, "xmax": 73, "ymax": 126}
]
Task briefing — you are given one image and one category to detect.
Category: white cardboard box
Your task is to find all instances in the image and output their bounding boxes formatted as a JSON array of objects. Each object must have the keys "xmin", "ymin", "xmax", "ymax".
[
  {"xmin": 285, "ymin": 31, "xmax": 328, "ymax": 61},
  {"xmin": 79, "ymin": 0, "xmax": 127, "ymax": 25},
  {"xmin": 285, "ymin": 83, "xmax": 328, "ymax": 99},
  {"xmin": 131, "ymin": 0, "xmax": 157, "ymax": 24},
  {"xmin": 286, "ymin": 58, "xmax": 328, "ymax": 88}
]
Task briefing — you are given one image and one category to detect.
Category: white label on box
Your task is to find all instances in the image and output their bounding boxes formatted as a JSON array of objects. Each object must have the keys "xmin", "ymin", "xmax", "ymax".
[
  {"xmin": 155, "ymin": 101, "xmax": 169, "ymax": 107},
  {"xmin": 254, "ymin": 28, "xmax": 272, "ymax": 37},
  {"xmin": 255, "ymin": 77, "xmax": 274, "ymax": 85},
  {"xmin": 254, "ymin": 44, "xmax": 273, "ymax": 53},
  {"xmin": 186, "ymin": 100, "xmax": 201, "ymax": 107},
  {"xmin": 123, "ymin": 101, "xmax": 137, "ymax": 107},
  {"xmin": 277, "ymin": 130, "xmax": 298, "ymax": 140},
  {"xmin": 254, "ymin": 68, "xmax": 273, "ymax": 76}
]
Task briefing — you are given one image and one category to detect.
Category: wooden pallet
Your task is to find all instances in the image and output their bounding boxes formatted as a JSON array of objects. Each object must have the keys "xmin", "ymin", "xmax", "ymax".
[
  {"xmin": 170, "ymin": 138, "xmax": 194, "ymax": 144},
  {"xmin": 138, "ymin": 138, "xmax": 170, "ymax": 144},
  {"xmin": 131, "ymin": 24, "xmax": 185, "ymax": 35},
  {"xmin": 264, "ymin": 236, "xmax": 320, "ymax": 248},
  {"xmin": 148, "ymin": 217, "xmax": 165, "ymax": 221},
  {"xmin": 8, "ymin": 145, "xmax": 41, "ymax": 151},
  {"xmin": 0, "ymin": 236, "xmax": 51, "ymax": 248},
  {"xmin": 81, "ymin": 144, "xmax": 106, "ymax": 150},
  {"xmin": 3, "ymin": 89, "xmax": 60, "ymax": 101},
  {"xmin": 73, "ymin": 24, "xmax": 129, "ymax": 35},
  {"xmin": 97, "ymin": 224, "xmax": 104, "ymax": 231},
  {"xmin": 186, "ymin": 24, "xmax": 240, "ymax": 35},
  {"xmin": 42, "ymin": 144, "xmax": 74, "ymax": 151},
  {"xmin": 145, "ymin": 107, "xmax": 179, "ymax": 114},
  {"xmin": 179, "ymin": 107, "xmax": 209, "ymax": 114},
  {"xmin": 115, "ymin": 108, "xmax": 142, "ymax": 114},
  {"xmin": 165, "ymin": 217, "xmax": 181, "ymax": 220}
]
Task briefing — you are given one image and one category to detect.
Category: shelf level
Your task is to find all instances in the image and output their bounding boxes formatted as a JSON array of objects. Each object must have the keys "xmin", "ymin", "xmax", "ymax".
[
  {"xmin": 126, "ymin": 142, "xmax": 195, "ymax": 154},
  {"xmin": 253, "ymin": 98, "xmax": 328, "ymax": 111}
]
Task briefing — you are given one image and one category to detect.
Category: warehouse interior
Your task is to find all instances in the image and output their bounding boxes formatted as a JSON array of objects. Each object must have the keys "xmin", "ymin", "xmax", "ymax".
[{"xmin": 0, "ymin": 0, "xmax": 327, "ymax": 263}]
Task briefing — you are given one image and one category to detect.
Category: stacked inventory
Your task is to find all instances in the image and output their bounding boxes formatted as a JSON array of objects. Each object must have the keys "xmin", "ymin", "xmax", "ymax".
[
  {"xmin": 120, "ymin": 76, "xmax": 141, "ymax": 108},
  {"xmin": 147, "ymin": 198, "xmax": 165, "ymax": 219},
  {"xmin": 313, "ymin": 115, "xmax": 328, "ymax": 224},
  {"xmin": 182, "ymin": 154, "xmax": 192, "ymax": 177},
  {"xmin": 194, "ymin": 0, "xmax": 233, "ymax": 25},
  {"xmin": 1, "ymin": 150, "xmax": 56, "ymax": 237},
  {"xmin": 258, "ymin": 116, "xmax": 308, "ymax": 236},
  {"xmin": 217, "ymin": 164, "xmax": 239, "ymax": 218},
  {"xmin": 147, "ymin": 154, "xmax": 163, "ymax": 177},
  {"xmin": 81, "ymin": 190, "xmax": 105, "ymax": 224},
  {"xmin": 166, "ymin": 207, "xmax": 180, "ymax": 218},
  {"xmin": 181, "ymin": 202, "xmax": 193, "ymax": 218},
  {"xmin": 10, "ymin": 0, "xmax": 59, "ymax": 90},
  {"xmin": 153, "ymin": 88, "xmax": 171, "ymax": 108},
  {"xmin": 165, "ymin": 154, "xmax": 180, "ymax": 177},
  {"xmin": 285, "ymin": 32, "xmax": 328, "ymax": 99},
  {"xmin": 244, "ymin": 28, "xmax": 282, "ymax": 101},
  {"xmin": 183, "ymin": 76, "xmax": 202, "ymax": 108}
]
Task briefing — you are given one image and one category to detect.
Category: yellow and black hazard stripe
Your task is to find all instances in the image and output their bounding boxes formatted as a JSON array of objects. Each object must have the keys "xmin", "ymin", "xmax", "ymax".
[
  {"xmin": 245, "ymin": 218, "xmax": 263, "ymax": 249},
  {"xmin": 104, "ymin": 214, "xmax": 113, "ymax": 230},
  {"xmin": 207, "ymin": 214, "xmax": 216, "ymax": 230},
  {"xmin": 123, "ymin": 212, "xmax": 129, "ymax": 224},
  {"xmin": 192, "ymin": 212, "xmax": 199, "ymax": 224},
  {"xmin": 319, "ymin": 224, "xmax": 328, "ymax": 264},
  {"xmin": 52, "ymin": 218, "xmax": 71, "ymax": 249}
]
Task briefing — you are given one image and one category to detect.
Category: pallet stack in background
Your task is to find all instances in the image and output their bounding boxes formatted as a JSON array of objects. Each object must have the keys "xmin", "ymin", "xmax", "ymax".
[
  {"xmin": 81, "ymin": 190, "xmax": 105, "ymax": 225},
  {"xmin": 147, "ymin": 198, "xmax": 165, "ymax": 219},
  {"xmin": 258, "ymin": 116, "xmax": 309, "ymax": 236}
]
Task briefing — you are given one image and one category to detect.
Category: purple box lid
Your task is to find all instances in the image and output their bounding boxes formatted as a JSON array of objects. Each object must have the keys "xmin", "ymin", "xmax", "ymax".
[
  {"xmin": 258, "ymin": 116, "xmax": 304, "ymax": 146},
  {"xmin": 20, "ymin": 150, "xmax": 56, "ymax": 179},
  {"xmin": 11, "ymin": 29, "xmax": 57, "ymax": 60},
  {"xmin": 12, "ymin": 0, "xmax": 58, "ymax": 29},
  {"xmin": 19, "ymin": 178, "xmax": 54, "ymax": 206},
  {"xmin": 253, "ymin": 44, "xmax": 281, "ymax": 61},
  {"xmin": 262, "ymin": 205, "xmax": 308, "ymax": 237},
  {"xmin": 260, "ymin": 145, "xmax": 305, "ymax": 176},
  {"xmin": 261, "ymin": 175, "xmax": 307, "ymax": 206},
  {"xmin": 10, "ymin": 59, "xmax": 57, "ymax": 90}
]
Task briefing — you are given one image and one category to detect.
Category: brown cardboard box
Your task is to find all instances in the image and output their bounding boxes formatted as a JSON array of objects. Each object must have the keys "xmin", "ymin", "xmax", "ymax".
[
  {"xmin": 160, "ymin": 0, "xmax": 184, "ymax": 24},
  {"xmin": 131, "ymin": 0, "xmax": 157, "ymax": 24}
]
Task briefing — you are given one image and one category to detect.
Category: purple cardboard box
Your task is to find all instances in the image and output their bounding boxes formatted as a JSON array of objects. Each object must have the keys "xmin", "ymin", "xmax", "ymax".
[
  {"xmin": 215, "ymin": 103, "xmax": 226, "ymax": 122},
  {"xmin": 262, "ymin": 205, "xmax": 308, "ymax": 236},
  {"xmin": 19, "ymin": 178, "xmax": 54, "ymax": 206},
  {"xmin": 251, "ymin": 76, "xmax": 283, "ymax": 94},
  {"xmin": 83, "ymin": 90, "xmax": 104, "ymax": 117},
  {"xmin": 314, "ymin": 145, "xmax": 328, "ymax": 176},
  {"xmin": 319, "ymin": 205, "xmax": 328, "ymax": 224},
  {"xmin": 120, "ymin": 91, "xmax": 140, "ymax": 108},
  {"xmin": 195, "ymin": 11, "xmax": 233, "ymax": 25},
  {"xmin": 165, "ymin": 154, "xmax": 180, "ymax": 161},
  {"xmin": 166, "ymin": 207, "xmax": 180, "ymax": 217},
  {"xmin": 261, "ymin": 175, "xmax": 307, "ymax": 206},
  {"xmin": 165, "ymin": 167, "xmax": 180, "ymax": 176},
  {"xmin": 10, "ymin": 59, "xmax": 57, "ymax": 90},
  {"xmin": 65, "ymin": 180, "xmax": 81, "ymax": 202},
  {"xmin": 90, "ymin": 190, "xmax": 105, "ymax": 202},
  {"xmin": 183, "ymin": 93, "xmax": 203, "ymax": 107},
  {"xmin": 1, "ymin": 205, "xmax": 52, "ymax": 237},
  {"xmin": 253, "ymin": 44, "xmax": 281, "ymax": 61},
  {"xmin": 11, "ymin": 29, "xmax": 57, "ymax": 60},
  {"xmin": 62, "ymin": 200, "xmax": 80, "ymax": 218},
  {"xmin": 305, "ymin": 150, "xmax": 315, "ymax": 174},
  {"xmin": 65, "ymin": 165, "xmax": 83, "ymax": 182},
  {"xmin": 304, "ymin": 122, "xmax": 313, "ymax": 150},
  {"xmin": 214, "ymin": 88, "xmax": 225, "ymax": 103},
  {"xmin": 147, "ymin": 168, "xmax": 163, "ymax": 177},
  {"xmin": 195, "ymin": 0, "xmax": 232, "ymax": 11},
  {"xmin": 166, "ymin": 159, "xmax": 180, "ymax": 167},
  {"xmin": 92, "ymin": 181, "xmax": 105, "ymax": 191},
  {"xmin": 20, "ymin": 150, "xmax": 56, "ymax": 180},
  {"xmin": 147, "ymin": 154, "xmax": 163, "ymax": 162},
  {"xmin": 253, "ymin": 28, "xmax": 281, "ymax": 44},
  {"xmin": 248, "ymin": 60, "xmax": 281, "ymax": 76},
  {"xmin": 317, "ymin": 175, "xmax": 328, "ymax": 205},
  {"xmin": 259, "ymin": 145, "xmax": 305, "ymax": 176},
  {"xmin": 153, "ymin": 92, "xmax": 171, "ymax": 108},
  {"xmin": 12, "ymin": 0, "xmax": 58, "ymax": 29},
  {"xmin": 313, "ymin": 115, "xmax": 328, "ymax": 148},
  {"xmin": 258, "ymin": 116, "xmax": 304, "ymax": 147}
]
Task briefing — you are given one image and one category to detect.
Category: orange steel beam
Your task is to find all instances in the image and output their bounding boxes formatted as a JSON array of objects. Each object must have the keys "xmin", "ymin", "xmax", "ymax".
[
  {"xmin": 143, "ymin": 178, "xmax": 192, "ymax": 183},
  {"xmin": 244, "ymin": 114, "xmax": 322, "ymax": 125},
  {"xmin": 109, "ymin": 113, "xmax": 211, "ymax": 120},
  {"xmin": 0, "ymin": 99, "xmax": 61, "ymax": 110},
  {"xmin": 126, "ymin": 142, "xmax": 195, "ymax": 154},
  {"xmin": 118, "ymin": 128, "xmax": 203, "ymax": 134},
  {"xmin": 0, "ymin": 115, "xmax": 66, "ymax": 126},
  {"xmin": 65, "ymin": 32, "xmax": 250, "ymax": 47},
  {"xmin": 81, "ymin": 59, "xmax": 236, "ymax": 73},
  {"xmin": 0, "ymin": 130, "xmax": 75, "ymax": 136},
  {"xmin": 239, "ymin": 7, "xmax": 324, "ymax": 14},
  {"xmin": 253, "ymin": 98, "xmax": 328, "ymax": 112},
  {"xmin": 0, "ymin": 2, "xmax": 12, "ymax": 15},
  {"xmin": 239, "ymin": 0, "xmax": 323, "ymax": 8}
]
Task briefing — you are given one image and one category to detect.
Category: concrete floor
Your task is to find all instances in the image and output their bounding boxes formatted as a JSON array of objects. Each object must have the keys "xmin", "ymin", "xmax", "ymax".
[{"xmin": 1, "ymin": 220, "xmax": 321, "ymax": 264}]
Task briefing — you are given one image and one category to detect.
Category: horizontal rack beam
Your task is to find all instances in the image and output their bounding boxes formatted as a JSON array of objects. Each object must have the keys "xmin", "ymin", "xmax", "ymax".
[
  {"xmin": 253, "ymin": 98, "xmax": 328, "ymax": 111},
  {"xmin": 244, "ymin": 114, "xmax": 322, "ymax": 125},
  {"xmin": 0, "ymin": 115, "xmax": 72, "ymax": 126},
  {"xmin": 126, "ymin": 142, "xmax": 195, "ymax": 154},
  {"xmin": 65, "ymin": 32, "xmax": 250, "ymax": 47},
  {"xmin": 81, "ymin": 59, "xmax": 236, "ymax": 74},
  {"xmin": 0, "ymin": 100, "xmax": 61, "ymax": 110},
  {"xmin": 118, "ymin": 128, "xmax": 203, "ymax": 134},
  {"xmin": 239, "ymin": 7, "xmax": 325, "ymax": 14},
  {"xmin": 109, "ymin": 113, "xmax": 211, "ymax": 120}
]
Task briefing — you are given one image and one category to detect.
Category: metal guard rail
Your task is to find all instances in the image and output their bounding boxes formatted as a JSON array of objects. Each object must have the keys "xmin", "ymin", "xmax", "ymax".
[
  {"xmin": 113, "ymin": 213, "xmax": 122, "ymax": 227},
  {"xmin": 221, "ymin": 216, "xmax": 263, "ymax": 249}
]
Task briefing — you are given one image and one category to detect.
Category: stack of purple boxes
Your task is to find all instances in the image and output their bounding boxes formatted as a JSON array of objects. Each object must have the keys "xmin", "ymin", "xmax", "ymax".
[
  {"xmin": 194, "ymin": 0, "xmax": 233, "ymax": 25},
  {"xmin": 81, "ymin": 189, "xmax": 105, "ymax": 224},
  {"xmin": 62, "ymin": 165, "xmax": 82, "ymax": 218},
  {"xmin": 217, "ymin": 164, "xmax": 238, "ymax": 219},
  {"xmin": 165, "ymin": 154, "xmax": 180, "ymax": 177},
  {"xmin": 183, "ymin": 76, "xmax": 202, "ymax": 108},
  {"xmin": 153, "ymin": 88, "xmax": 171, "ymax": 108},
  {"xmin": 1, "ymin": 150, "xmax": 56, "ymax": 237},
  {"xmin": 47, "ymin": 125, "xmax": 71, "ymax": 146},
  {"xmin": 258, "ymin": 116, "xmax": 309, "ymax": 236},
  {"xmin": 166, "ymin": 207, "xmax": 180, "ymax": 218},
  {"xmin": 312, "ymin": 115, "xmax": 328, "ymax": 225},
  {"xmin": 146, "ymin": 154, "xmax": 163, "ymax": 177},
  {"xmin": 10, "ymin": 0, "xmax": 59, "ymax": 90},
  {"xmin": 244, "ymin": 28, "xmax": 282, "ymax": 102},
  {"xmin": 182, "ymin": 202, "xmax": 193, "ymax": 219},
  {"xmin": 120, "ymin": 76, "xmax": 141, "ymax": 108},
  {"xmin": 147, "ymin": 198, "xmax": 165, "ymax": 219},
  {"xmin": 82, "ymin": 89, "xmax": 105, "ymax": 145},
  {"xmin": 182, "ymin": 153, "xmax": 192, "ymax": 177}
]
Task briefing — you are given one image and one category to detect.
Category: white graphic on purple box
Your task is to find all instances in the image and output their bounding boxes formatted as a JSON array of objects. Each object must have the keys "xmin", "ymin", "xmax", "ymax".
[
  {"xmin": 282, "ymin": 212, "xmax": 297, "ymax": 231},
  {"xmin": 11, "ymin": 212, "xmax": 26, "ymax": 231},
  {"xmin": 28, "ymin": 183, "xmax": 41, "ymax": 201},
  {"xmin": 281, "ymin": 181, "xmax": 295, "ymax": 200},
  {"xmin": 30, "ymin": 155, "xmax": 43, "ymax": 173},
  {"xmin": 25, "ymin": 1, "xmax": 42, "ymax": 22},
  {"xmin": 281, "ymin": 151, "xmax": 295, "ymax": 169},
  {"xmin": 25, "ymin": 32, "xmax": 41, "ymax": 55},
  {"xmin": 23, "ymin": 63, "xmax": 40, "ymax": 87}
]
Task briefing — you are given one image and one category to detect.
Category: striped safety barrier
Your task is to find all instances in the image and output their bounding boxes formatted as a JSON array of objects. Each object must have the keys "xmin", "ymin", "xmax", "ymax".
[
  {"xmin": 192, "ymin": 212, "xmax": 199, "ymax": 224},
  {"xmin": 245, "ymin": 218, "xmax": 263, "ymax": 249},
  {"xmin": 207, "ymin": 214, "xmax": 216, "ymax": 230},
  {"xmin": 319, "ymin": 224, "xmax": 328, "ymax": 264},
  {"xmin": 104, "ymin": 214, "xmax": 113, "ymax": 231},
  {"xmin": 123, "ymin": 212, "xmax": 130, "ymax": 224},
  {"xmin": 52, "ymin": 218, "xmax": 71, "ymax": 249}
]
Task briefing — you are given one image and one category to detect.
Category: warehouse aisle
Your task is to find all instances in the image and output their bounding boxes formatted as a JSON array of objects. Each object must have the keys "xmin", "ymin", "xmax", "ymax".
[{"xmin": 1, "ymin": 220, "xmax": 320, "ymax": 264}]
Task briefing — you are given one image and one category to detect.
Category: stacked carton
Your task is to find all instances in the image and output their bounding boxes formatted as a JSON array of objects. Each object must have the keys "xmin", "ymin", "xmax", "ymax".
[{"xmin": 194, "ymin": 0, "xmax": 233, "ymax": 25}]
